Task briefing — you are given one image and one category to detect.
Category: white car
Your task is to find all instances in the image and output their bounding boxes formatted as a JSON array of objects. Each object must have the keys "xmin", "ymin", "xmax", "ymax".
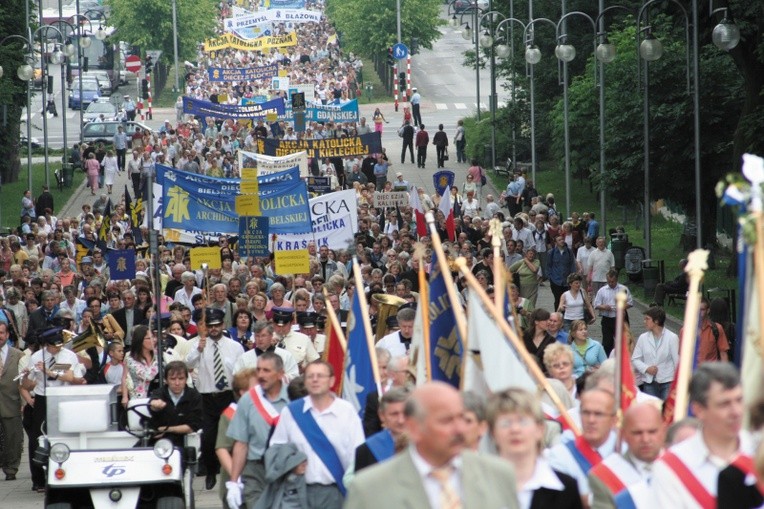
[{"xmin": 82, "ymin": 99, "xmax": 119, "ymax": 125}]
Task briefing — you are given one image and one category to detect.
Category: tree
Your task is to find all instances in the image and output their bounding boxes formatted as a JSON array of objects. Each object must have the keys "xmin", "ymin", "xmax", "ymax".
[
  {"xmin": 326, "ymin": 0, "xmax": 444, "ymax": 57},
  {"xmin": 0, "ymin": 1, "xmax": 33, "ymax": 186},
  {"xmin": 107, "ymin": 0, "xmax": 216, "ymax": 62}
]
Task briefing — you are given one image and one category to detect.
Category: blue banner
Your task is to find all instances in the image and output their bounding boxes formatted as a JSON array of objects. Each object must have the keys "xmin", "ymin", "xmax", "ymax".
[
  {"xmin": 182, "ymin": 96, "xmax": 284, "ymax": 121},
  {"xmin": 428, "ymin": 253, "xmax": 463, "ymax": 388},
  {"xmin": 258, "ymin": 132, "xmax": 382, "ymax": 159},
  {"xmin": 243, "ymin": 97, "xmax": 359, "ymax": 123},
  {"xmin": 239, "ymin": 216, "xmax": 270, "ymax": 257},
  {"xmin": 108, "ymin": 249, "xmax": 136, "ymax": 280},
  {"xmin": 433, "ymin": 170, "xmax": 455, "ymax": 196},
  {"xmin": 159, "ymin": 165, "xmax": 311, "ymax": 234},
  {"xmin": 207, "ymin": 64, "xmax": 279, "ymax": 82},
  {"xmin": 343, "ymin": 285, "xmax": 376, "ymax": 415},
  {"xmin": 267, "ymin": 0, "xmax": 306, "ymax": 8}
]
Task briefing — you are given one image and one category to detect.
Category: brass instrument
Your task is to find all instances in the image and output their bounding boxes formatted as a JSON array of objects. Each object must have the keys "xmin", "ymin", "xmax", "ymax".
[
  {"xmin": 63, "ymin": 324, "xmax": 107, "ymax": 353},
  {"xmin": 371, "ymin": 293, "xmax": 407, "ymax": 340}
]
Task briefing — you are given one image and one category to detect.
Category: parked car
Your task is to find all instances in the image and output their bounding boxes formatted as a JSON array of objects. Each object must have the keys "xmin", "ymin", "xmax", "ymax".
[
  {"xmin": 68, "ymin": 79, "xmax": 101, "ymax": 109},
  {"xmin": 82, "ymin": 98, "xmax": 119, "ymax": 124},
  {"xmin": 81, "ymin": 120, "xmax": 152, "ymax": 146}
]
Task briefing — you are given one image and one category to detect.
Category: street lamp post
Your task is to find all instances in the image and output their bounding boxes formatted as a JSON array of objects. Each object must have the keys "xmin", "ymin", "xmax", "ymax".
[
  {"xmin": 554, "ymin": 12, "xmax": 597, "ymax": 222},
  {"xmin": 172, "ymin": 0, "xmax": 180, "ymax": 92},
  {"xmin": 479, "ymin": 10, "xmax": 506, "ymax": 170},
  {"xmin": 495, "ymin": 14, "xmax": 528, "ymax": 178},
  {"xmin": 637, "ymin": 0, "xmax": 690, "ymax": 259},
  {"xmin": 522, "ymin": 17, "xmax": 557, "ymax": 190},
  {"xmin": 451, "ymin": 6, "xmax": 485, "ymax": 121}
]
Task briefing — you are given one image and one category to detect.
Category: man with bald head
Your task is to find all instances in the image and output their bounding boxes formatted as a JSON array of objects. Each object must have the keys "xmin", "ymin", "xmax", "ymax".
[
  {"xmin": 345, "ymin": 382, "xmax": 519, "ymax": 509},
  {"xmin": 589, "ymin": 403, "xmax": 664, "ymax": 508}
]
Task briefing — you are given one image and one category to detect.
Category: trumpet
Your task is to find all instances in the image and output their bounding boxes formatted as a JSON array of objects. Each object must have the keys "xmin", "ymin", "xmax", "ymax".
[
  {"xmin": 63, "ymin": 324, "xmax": 107, "ymax": 353},
  {"xmin": 371, "ymin": 293, "xmax": 407, "ymax": 340}
]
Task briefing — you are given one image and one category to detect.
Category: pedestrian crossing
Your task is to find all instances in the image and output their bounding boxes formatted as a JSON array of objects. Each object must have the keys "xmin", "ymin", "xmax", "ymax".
[{"xmin": 433, "ymin": 101, "xmax": 507, "ymax": 111}]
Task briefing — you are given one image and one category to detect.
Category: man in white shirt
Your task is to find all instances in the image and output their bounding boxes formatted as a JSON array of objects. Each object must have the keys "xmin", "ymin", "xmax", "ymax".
[
  {"xmin": 653, "ymin": 363, "xmax": 760, "ymax": 507},
  {"xmin": 272, "ymin": 308, "xmax": 319, "ymax": 373},
  {"xmin": 185, "ymin": 308, "xmax": 245, "ymax": 491},
  {"xmin": 593, "ymin": 269, "xmax": 633, "ymax": 357},
  {"xmin": 376, "ymin": 307, "xmax": 415, "ymax": 356},
  {"xmin": 587, "ymin": 237, "xmax": 615, "ymax": 295},
  {"xmin": 270, "ymin": 360, "xmax": 364, "ymax": 509}
]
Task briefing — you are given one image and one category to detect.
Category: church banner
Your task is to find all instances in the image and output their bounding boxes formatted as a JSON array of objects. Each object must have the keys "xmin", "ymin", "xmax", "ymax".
[
  {"xmin": 203, "ymin": 32, "xmax": 297, "ymax": 53},
  {"xmin": 182, "ymin": 96, "xmax": 284, "ymax": 121},
  {"xmin": 207, "ymin": 64, "xmax": 279, "ymax": 82},
  {"xmin": 158, "ymin": 165, "xmax": 311, "ymax": 235},
  {"xmin": 224, "ymin": 9, "xmax": 321, "ymax": 31},
  {"xmin": 273, "ymin": 189, "xmax": 358, "ymax": 251},
  {"xmin": 239, "ymin": 150, "xmax": 309, "ymax": 177},
  {"xmin": 257, "ymin": 132, "xmax": 382, "ymax": 159}
]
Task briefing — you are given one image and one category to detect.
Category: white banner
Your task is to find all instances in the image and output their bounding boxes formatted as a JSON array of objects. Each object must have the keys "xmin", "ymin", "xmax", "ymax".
[
  {"xmin": 238, "ymin": 150, "xmax": 309, "ymax": 177},
  {"xmin": 273, "ymin": 189, "xmax": 358, "ymax": 251},
  {"xmin": 224, "ymin": 9, "xmax": 322, "ymax": 31},
  {"xmin": 373, "ymin": 191, "xmax": 409, "ymax": 208}
]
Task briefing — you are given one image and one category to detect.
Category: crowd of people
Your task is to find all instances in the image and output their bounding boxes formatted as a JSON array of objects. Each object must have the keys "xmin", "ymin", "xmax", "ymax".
[{"xmin": 0, "ymin": 1, "xmax": 755, "ymax": 509}]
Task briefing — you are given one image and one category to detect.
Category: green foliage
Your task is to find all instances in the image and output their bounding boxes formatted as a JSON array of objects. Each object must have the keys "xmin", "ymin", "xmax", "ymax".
[
  {"xmin": 0, "ymin": 0, "xmax": 35, "ymax": 185},
  {"xmin": 107, "ymin": 0, "xmax": 216, "ymax": 61},
  {"xmin": 326, "ymin": 0, "xmax": 444, "ymax": 57}
]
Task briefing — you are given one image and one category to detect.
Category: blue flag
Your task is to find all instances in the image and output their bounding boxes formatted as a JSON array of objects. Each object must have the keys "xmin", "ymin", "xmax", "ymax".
[
  {"xmin": 428, "ymin": 253, "xmax": 463, "ymax": 388},
  {"xmin": 108, "ymin": 249, "xmax": 136, "ymax": 281},
  {"xmin": 343, "ymin": 287, "xmax": 376, "ymax": 415}
]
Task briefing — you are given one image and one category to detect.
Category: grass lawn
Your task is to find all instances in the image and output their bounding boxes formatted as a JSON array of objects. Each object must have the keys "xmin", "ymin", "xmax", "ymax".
[
  {"xmin": 0, "ymin": 162, "xmax": 85, "ymax": 232},
  {"xmin": 358, "ymin": 58, "xmax": 391, "ymax": 104},
  {"xmin": 488, "ymin": 163, "xmax": 737, "ymax": 320}
]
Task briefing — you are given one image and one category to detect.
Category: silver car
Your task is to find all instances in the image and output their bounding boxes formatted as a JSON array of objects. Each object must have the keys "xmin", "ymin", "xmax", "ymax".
[{"xmin": 82, "ymin": 99, "xmax": 118, "ymax": 125}]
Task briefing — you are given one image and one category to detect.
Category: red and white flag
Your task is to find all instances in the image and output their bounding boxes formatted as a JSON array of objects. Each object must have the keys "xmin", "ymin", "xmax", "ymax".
[
  {"xmin": 438, "ymin": 186, "xmax": 456, "ymax": 241},
  {"xmin": 410, "ymin": 189, "xmax": 427, "ymax": 237}
]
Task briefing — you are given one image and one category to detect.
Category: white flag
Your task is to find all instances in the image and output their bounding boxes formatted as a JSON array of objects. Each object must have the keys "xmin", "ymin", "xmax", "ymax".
[{"xmin": 465, "ymin": 290, "xmax": 536, "ymax": 393}]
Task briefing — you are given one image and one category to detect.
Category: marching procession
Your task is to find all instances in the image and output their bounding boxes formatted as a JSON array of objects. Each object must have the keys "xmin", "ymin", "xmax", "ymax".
[{"xmin": 1, "ymin": 0, "xmax": 763, "ymax": 508}]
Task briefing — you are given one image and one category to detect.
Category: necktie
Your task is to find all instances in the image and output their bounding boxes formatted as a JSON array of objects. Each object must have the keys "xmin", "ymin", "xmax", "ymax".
[
  {"xmin": 47, "ymin": 355, "xmax": 56, "ymax": 381},
  {"xmin": 213, "ymin": 341, "xmax": 227, "ymax": 390},
  {"xmin": 644, "ymin": 463, "xmax": 653, "ymax": 484},
  {"xmin": 0, "ymin": 351, "xmax": 4, "ymax": 378},
  {"xmin": 430, "ymin": 465, "xmax": 461, "ymax": 509}
]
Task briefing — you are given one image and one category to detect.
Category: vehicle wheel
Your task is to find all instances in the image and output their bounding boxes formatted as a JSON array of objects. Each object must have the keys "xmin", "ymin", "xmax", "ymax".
[
  {"xmin": 156, "ymin": 496, "xmax": 185, "ymax": 509},
  {"xmin": 46, "ymin": 503, "xmax": 73, "ymax": 509}
]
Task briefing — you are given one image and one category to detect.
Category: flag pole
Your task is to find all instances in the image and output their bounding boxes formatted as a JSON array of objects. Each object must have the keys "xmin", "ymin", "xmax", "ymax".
[
  {"xmin": 455, "ymin": 256, "xmax": 581, "ymax": 436},
  {"xmin": 754, "ymin": 212, "xmax": 764, "ymax": 358},
  {"xmin": 352, "ymin": 258, "xmax": 382, "ymax": 394},
  {"xmin": 614, "ymin": 290, "xmax": 626, "ymax": 451},
  {"xmin": 424, "ymin": 212, "xmax": 468, "ymax": 352},
  {"xmin": 414, "ymin": 244, "xmax": 432, "ymax": 382},
  {"xmin": 673, "ymin": 249, "xmax": 710, "ymax": 423},
  {"xmin": 322, "ymin": 288, "xmax": 347, "ymax": 352}
]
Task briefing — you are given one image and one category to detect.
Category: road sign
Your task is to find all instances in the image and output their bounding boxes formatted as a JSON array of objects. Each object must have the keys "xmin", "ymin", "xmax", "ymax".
[
  {"xmin": 146, "ymin": 50, "xmax": 163, "ymax": 63},
  {"xmin": 125, "ymin": 55, "xmax": 141, "ymax": 73},
  {"xmin": 392, "ymin": 43, "xmax": 409, "ymax": 60}
]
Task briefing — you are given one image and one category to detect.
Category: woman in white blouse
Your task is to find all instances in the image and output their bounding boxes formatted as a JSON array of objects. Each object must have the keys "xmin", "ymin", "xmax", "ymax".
[{"xmin": 631, "ymin": 306, "xmax": 679, "ymax": 400}]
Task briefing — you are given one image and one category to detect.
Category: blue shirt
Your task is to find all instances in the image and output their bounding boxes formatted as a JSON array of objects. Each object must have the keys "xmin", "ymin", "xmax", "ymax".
[
  {"xmin": 546, "ymin": 246, "xmax": 577, "ymax": 286},
  {"xmin": 554, "ymin": 330, "xmax": 569, "ymax": 344},
  {"xmin": 373, "ymin": 162, "xmax": 390, "ymax": 178},
  {"xmin": 587, "ymin": 220, "xmax": 600, "ymax": 240}
]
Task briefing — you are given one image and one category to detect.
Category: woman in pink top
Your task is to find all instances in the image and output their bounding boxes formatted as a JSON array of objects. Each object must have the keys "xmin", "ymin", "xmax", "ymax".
[{"xmin": 85, "ymin": 153, "xmax": 100, "ymax": 195}]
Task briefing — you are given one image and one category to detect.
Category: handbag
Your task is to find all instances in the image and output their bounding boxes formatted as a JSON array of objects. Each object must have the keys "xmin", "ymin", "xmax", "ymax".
[
  {"xmin": 443, "ymin": 149, "xmax": 449, "ymax": 161},
  {"xmin": 582, "ymin": 290, "xmax": 594, "ymax": 323}
]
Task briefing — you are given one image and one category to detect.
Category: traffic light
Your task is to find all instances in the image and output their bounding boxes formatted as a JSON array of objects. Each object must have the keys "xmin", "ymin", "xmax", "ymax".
[
  {"xmin": 141, "ymin": 79, "xmax": 149, "ymax": 99},
  {"xmin": 47, "ymin": 75, "xmax": 54, "ymax": 95},
  {"xmin": 387, "ymin": 47, "xmax": 394, "ymax": 67},
  {"xmin": 411, "ymin": 37, "xmax": 420, "ymax": 55},
  {"xmin": 398, "ymin": 72, "xmax": 406, "ymax": 92},
  {"xmin": 82, "ymin": 56, "xmax": 89, "ymax": 73},
  {"xmin": 145, "ymin": 56, "xmax": 153, "ymax": 74}
]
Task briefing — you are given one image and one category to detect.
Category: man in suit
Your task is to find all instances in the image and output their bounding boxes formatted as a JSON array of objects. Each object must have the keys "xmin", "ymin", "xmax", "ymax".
[
  {"xmin": 110, "ymin": 289, "xmax": 145, "ymax": 347},
  {"xmin": 25, "ymin": 290, "xmax": 59, "ymax": 344},
  {"xmin": 345, "ymin": 382, "xmax": 520, "ymax": 509},
  {"xmin": 0, "ymin": 322, "xmax": 24, "ymax": 480},
  {"xmin": 589, "ymin": 403, "xmax": 664, "ymax": 508}
]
